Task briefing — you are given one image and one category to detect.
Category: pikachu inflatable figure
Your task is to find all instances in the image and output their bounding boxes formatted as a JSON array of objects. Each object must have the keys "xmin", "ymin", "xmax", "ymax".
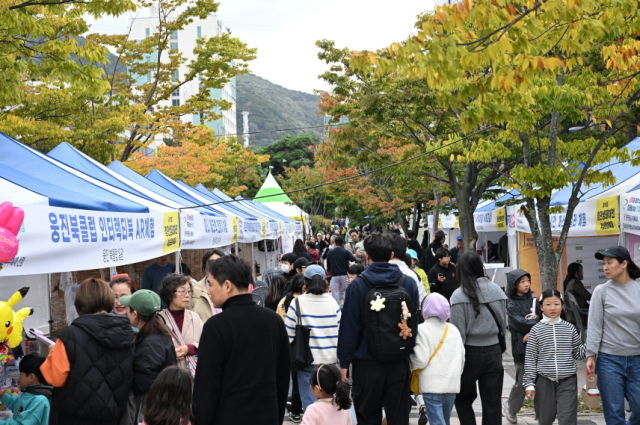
[{"xmin": 0, "ymin": 287, "xmax": 33, "ymax": 349}]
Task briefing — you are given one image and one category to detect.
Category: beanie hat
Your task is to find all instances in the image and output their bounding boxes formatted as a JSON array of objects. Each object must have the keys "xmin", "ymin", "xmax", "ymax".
[{"xmin": 421, "ymin": 293, "xmax": 450, "ymax": 322}]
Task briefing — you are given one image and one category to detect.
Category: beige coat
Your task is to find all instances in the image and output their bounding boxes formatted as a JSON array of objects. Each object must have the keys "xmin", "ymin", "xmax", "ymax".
[
  {"xmin": 189, "ymin": 277, "xmax": 215, "ymax": 323},
  {"xmin": 159, "ymin": 308, "xmax": 204, "ymax": 371}
]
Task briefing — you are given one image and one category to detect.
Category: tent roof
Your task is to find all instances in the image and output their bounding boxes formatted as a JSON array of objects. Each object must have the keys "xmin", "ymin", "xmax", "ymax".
[
  {"xmin": 0, "ymin": 133, "xmax": 148, "ymax": 213},
  {"xmin": 476, "ymin": 137, "xmax": 640, "ymax": 212},
  {"xmin": 255, "ymin": 172, "xmax": 294, "ymax": 204}
]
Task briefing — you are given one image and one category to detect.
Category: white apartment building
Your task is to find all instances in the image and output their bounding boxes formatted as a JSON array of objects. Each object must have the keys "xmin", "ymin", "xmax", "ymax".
[{"xmin": 128, "ymin": 5, "xmax": 237, "ymax": 153}]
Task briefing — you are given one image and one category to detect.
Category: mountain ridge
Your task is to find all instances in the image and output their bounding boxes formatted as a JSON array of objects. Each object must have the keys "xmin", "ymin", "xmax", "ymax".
[{"xmin": 235, "ymin": 73, "xmax": 324, "ymax": 149}]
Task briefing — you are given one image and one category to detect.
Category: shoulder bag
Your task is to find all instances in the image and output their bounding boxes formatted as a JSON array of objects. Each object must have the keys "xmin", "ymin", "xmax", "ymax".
[
  {"xmin": 291, "ymin": 298, "xmax": 314, "ymax": 371},
  {"xmin": 410, "ymin": 324, "xmax": 449, "ymax": 394},
  {"xmin": 485, "ymin": 303, "xmax": 507, "ymax": 353}
]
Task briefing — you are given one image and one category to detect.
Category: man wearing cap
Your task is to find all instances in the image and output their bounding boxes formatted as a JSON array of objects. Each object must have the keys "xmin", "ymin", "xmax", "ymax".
[
  {"xmin": 293, "ymin": 257, "xmax": 311, "ymax": 275},
  {"xmin": 326, "ymin": 236, "xmax": 358, "ymax": 305},
  {"xmin": 194, "ymin": 255, "xmax": 290, "ymax": 425},
  {"xmin": 450, "ymin": 235, "xmax": 464, "ymax": 265},
  {"xmin": 284, "ymin": 264, "xmax": 341, "ymax": 411},
  {"xmin": 586, "ymin": 246, "xmax": 640, "ymax": 424}
]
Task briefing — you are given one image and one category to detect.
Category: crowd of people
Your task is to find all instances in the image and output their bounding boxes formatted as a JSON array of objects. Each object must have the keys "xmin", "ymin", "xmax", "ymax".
[{"xmin": 4, "ymin": 227, "xmax": 639, "ymax": 425}]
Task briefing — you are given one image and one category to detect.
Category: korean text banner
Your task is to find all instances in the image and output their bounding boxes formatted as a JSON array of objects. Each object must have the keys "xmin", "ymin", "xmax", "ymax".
[
  {"xmin": 620, "ymin": 192, "xmax": 640, "ymax": 236},
  {"xmin": 1, "ymin": 205, "xmax": 176, "ymax": 276},
  {"xmin": 179, "ymin": 212, "xmax": 235, "ymax": 249},
  {"xmin": 474, "ymin": 208, "xmax": 507, "ymax": 232},
  {"xmin": 514, "ymin": 195, "xmax": 619, "ymax": 237}
]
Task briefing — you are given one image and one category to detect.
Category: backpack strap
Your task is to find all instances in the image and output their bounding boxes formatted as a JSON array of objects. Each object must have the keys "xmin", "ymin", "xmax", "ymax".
[{"xmin": 428, "ymin": 324, "xmax": 449, "ymax": 364}]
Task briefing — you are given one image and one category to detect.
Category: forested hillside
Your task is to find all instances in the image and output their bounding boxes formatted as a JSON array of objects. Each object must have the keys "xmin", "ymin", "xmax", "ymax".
[{"xmin": 236, "ymin": 74, "xmax": 324, "ymax": 149}]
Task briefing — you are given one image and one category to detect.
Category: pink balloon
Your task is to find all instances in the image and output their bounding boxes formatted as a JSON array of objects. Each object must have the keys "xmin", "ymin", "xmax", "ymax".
[
  {"xmin": 0, "ymin": 227, "xmax": 19, "ymax": 263},
  {"xmin": 0, "ymin": 203, "xmax": 23, "ymax": 263}
]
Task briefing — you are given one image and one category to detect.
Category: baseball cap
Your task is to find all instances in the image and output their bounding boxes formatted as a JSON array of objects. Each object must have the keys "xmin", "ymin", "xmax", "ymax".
[
  {"xmin": 304, "ymin": 265, "xmax": 325, "ymax": 279},
  {"xmin": 457, "ymin": 235, "xmax": 463, "ymax": 240},
  {"xmin": 293, "ymin": 257, "xmax": 311, "ymax": 270},
  {"xmin": 407, "ymin": 249, "xmax": 419, "ymax": 260},
  {"xmin": 119, "ymin": 290, "xmax": 162, "ymax": 316},
  {"xmin": 594, "ymin": 246, "xmax": 632, "ymax": 262},
  {"xmin": 435, "ymin": 230, "xmax": 446, "ymax": 238}
]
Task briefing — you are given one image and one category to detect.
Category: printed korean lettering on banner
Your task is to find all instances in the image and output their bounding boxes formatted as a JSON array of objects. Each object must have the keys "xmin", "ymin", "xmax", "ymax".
[
  {"xmin": 231, "ymin": 217, "xmax": 239, "ymax": 243},
  {"xmin": 514, "ymin": 196, "xmax": 619, "ymax": 238},
  {"xmin": 294, "ymin": 222, "xmax": 302, "ymax": 233},
  {"xmin": 162, "ymin": 212, "xmax": 180, "ymax": 254},
  {"xmin": 474, "ymin": 208, "xmax": 507, "ymax": 232},
  {"xmin": 495, "ymin": 208, "xmax": 507, "ymax": 231},
  {"xmin": 594, "ymin": 195, "xmax": 619, "ymax": 235},
  {"xmin": 179, "ymin": 212, "xmax": 234, "ymax": 249},
  {"xmin": 242, "ymin": 219, "xmax": 264, "ymax": 242},
  {"xmin": 1, "ymin": 205, "xmax": 169, "ymax": 276},
  {"xmin": 261, "ymin": 220, "xmax": 267, "ymax": 240},
  {"xmin": 440, "ymin": 214, "xmax": 457, "ymax": 229},
  {"xmin": 268, "ymin": 221, "xmax": 280, "ymax": 239},
  {"xmin": 621, "ymin": 193, "xmax": 640, "ymax": 235}
]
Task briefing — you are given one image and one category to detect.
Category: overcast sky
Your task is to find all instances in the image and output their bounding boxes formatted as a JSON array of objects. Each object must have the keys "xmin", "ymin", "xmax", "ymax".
[{"xmin": 85, "ymin": 0, "xmax": 433, "ymax": 94}]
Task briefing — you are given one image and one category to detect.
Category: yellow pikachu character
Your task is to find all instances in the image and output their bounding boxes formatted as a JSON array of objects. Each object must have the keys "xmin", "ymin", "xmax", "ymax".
[{"xmin": 0, "ymin": 287, "xmax": 33, "ymax": 348}]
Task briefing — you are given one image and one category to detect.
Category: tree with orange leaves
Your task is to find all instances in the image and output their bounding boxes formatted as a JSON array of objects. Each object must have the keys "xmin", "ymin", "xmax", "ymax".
[{"xmin": 127, "ymin": 131, "xmax": 268, "ymax": 196}]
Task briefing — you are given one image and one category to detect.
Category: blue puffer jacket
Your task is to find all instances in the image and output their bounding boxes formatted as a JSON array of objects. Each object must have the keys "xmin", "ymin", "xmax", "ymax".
[{"xmin": 506, "ymin": 269, "xmax": 539, "ymax": 363}]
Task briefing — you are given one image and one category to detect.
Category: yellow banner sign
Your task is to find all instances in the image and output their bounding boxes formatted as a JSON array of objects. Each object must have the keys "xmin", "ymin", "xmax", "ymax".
[
  {"xmin": 162, "ymin": 212, "xmax": 180, "ymax": 253},
  {"xmin": 231, "ymin": 217, "xmax": 238, "ymax": 243},
  {"xmin": 496, "ymin": 208, "xmax": 507, "ymax": 231},
  {"xmin": 595, "ymin": 195, "xmax": 619, "ymax": 235},
  {"xmin": 261, "ymin": 219, "xmax": 267, "ymax": 239}
]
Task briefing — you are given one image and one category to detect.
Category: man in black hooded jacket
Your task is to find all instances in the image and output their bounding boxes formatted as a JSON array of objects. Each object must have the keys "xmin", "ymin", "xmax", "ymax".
[{"xmin": 503, "ymin": 269, "xmax": 539, "ymax": 423}]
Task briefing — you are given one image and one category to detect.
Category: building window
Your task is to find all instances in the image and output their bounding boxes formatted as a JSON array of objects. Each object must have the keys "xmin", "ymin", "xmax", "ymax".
[
  {"xmin": 172, "ymin": 99, "xmax": 180, "ymax": 106},
  {"xmin": 197, "ymin": 26, "xmax": 202, "ymax": 38},
  {"xmin": 172, "ymin": 70, "xmax": 179, "ymax": 82},
  {"xmin": 170, "ymin": 42, "xmax": 178, "ymax": 50},
  {"xmin": 146, "ymin": 72, "xmax": 151, "ymax": 83},
  {"xmin": 170, "ymin": 30, "xmax": 178, "ymax": 40},
  {"xmin": 172, "ymin": 88, "xmax": 179, "ymax": 97},
  {"xmin": 145, "ymin": 28, "xmax": 150, "ymax": 37}
]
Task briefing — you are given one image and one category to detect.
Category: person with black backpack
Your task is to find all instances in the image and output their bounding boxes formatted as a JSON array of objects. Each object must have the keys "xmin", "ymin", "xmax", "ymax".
[{"xmin": 337, "ymin": 232, "xmax": 420, "ymax": 425}]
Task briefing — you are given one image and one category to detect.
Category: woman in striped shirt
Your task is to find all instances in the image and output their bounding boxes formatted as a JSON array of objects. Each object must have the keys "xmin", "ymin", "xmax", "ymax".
[
  {"xmin": 285, "ymin": 265, "xmax": 342, "ymax": 412},
  {"xmin": 523, "ymin": 289, "xmax": 586, "ymax": 425}
]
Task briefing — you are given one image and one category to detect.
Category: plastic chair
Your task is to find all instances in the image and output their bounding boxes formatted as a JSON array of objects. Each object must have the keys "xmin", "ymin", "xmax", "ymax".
[{"xmin": 251, "ymin": 287, "xmax": 270, "ymax": 307}]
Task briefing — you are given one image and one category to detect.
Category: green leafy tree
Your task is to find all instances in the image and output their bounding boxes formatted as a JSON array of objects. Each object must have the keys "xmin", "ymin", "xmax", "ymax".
[
  {"xmin": 255, "ymin": 133, "xmax": 319, "ymax": 176},
  {"xmin": 349, "ymin": 0, "xmax": 640, "ymax": 289}
]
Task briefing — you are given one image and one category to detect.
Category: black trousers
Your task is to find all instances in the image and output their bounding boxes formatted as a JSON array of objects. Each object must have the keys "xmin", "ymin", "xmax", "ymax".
[
  {"xmin": 455, "ymin": 344, "xmax": 504, "ymax": 425},
  {"xmin": 291, "ymin": 369, "xmax": 303, "ymax": 415},
  {"xmin": 352, "ymin": 359, "xmax": 411, "ymax": 425}
]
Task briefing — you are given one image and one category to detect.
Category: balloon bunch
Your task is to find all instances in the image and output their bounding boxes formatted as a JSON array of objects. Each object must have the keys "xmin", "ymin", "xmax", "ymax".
[{"xmin": 0, "ymin": 202, "xmax": 24, "ymax": 270}]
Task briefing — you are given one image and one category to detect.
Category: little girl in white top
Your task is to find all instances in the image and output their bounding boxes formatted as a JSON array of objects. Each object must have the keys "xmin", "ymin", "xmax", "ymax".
[{"xmin": 300, "ymin": 364, "xmax": 352, "ymax": 425}]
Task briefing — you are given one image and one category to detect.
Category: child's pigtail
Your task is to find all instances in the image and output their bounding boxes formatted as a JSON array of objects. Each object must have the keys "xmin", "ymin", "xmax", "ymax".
[{"xmin": 334, "ymin": 380, "xmax": 352, "ymax": 411}]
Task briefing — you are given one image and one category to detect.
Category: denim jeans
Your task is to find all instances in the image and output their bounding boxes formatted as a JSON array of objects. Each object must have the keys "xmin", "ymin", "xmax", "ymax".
[
  {"xmin": 596, "ymin": 353, "xmax": 640, "ymax": 425},
  {"xmin": 330, "ymin": 275, "xmax": 347, "ymax": 305},
  {"xmin": 423, "ymin": 393, "xmax": 456, "ymax": 425},
  {"xmin": 297, "ymin": 364, "xmax": 316, "ymax": 411},
  {"xmin": 455, "ymin": 344, "xmax": 504, "ymax": 425}
]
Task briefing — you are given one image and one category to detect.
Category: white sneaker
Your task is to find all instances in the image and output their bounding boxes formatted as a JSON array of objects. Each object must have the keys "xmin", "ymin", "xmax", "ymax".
[{"xmin": 503, "ymin": 400, "xmax": 517, "ymax": 424}]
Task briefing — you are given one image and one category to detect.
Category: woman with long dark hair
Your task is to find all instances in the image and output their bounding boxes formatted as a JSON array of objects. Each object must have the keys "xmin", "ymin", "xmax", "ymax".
[
  {"xmin": 586, "ymin": 246, "xmax": 640, "ymax": 425},
  {"xmin": 266, "ymin": 274, "xmax": 286, "ymax": 312},
  {"xmin": 450, "ymin": 252, "xmax": 507, "ymax": 425},
  {"xmin": 563, "ymin": 262, "xmax": 591, "ymax": 325},
  {"xmin": 293, "ymin": 239, "xmax": 312, "ymax": 261},
  {"xmin": 142, "ymin": 366, "xmax": 194, "ymax": 425}
]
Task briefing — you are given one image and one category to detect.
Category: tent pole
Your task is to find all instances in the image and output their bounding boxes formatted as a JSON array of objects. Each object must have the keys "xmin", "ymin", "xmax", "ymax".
[
  {"xmin": 48, "ymin": 273, "xmax": 53, "ymax": 336},
  {"xmin": 235, "ymin": 241, "xmax": 238, "ymax": 256},
  {"xmin": 251, "ymin": 242, "xmax": 256, "ymax": 281},
  {"xmin": 265, "ymin": 240, "xmax": 269, "ymax": 271}
]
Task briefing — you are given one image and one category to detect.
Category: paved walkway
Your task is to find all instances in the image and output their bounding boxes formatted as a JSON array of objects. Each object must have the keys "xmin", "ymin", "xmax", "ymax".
[{"xmin": 284, "ymin": 345, "xmax": 612, "ymax": 425}]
